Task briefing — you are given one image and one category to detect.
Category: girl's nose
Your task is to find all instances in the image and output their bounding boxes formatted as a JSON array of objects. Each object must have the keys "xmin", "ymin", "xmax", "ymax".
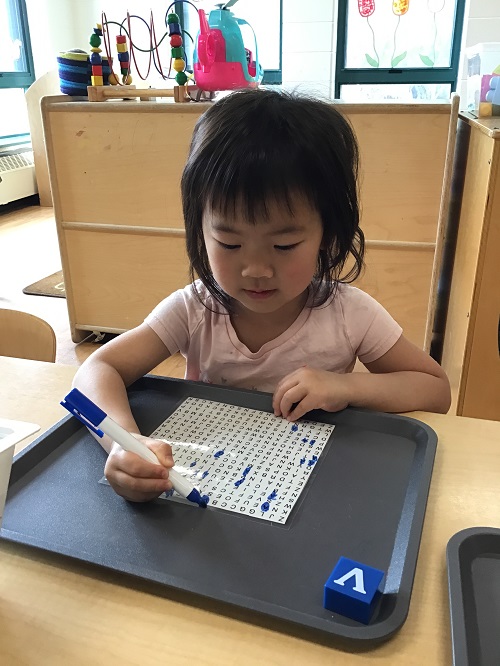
[{"xmin": 241, "ymin": 257, "xmax": 274, "ymax": 279}]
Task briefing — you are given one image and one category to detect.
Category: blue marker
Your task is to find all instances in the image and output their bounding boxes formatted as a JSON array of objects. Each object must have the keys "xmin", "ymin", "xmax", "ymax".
[
  {"xmin": 214, "ymin": 450, "xmax": 224, "ymax": 459},
  {"xmin": 261, "ymin": 502, "xmax": 270, "ymax": 512},
  {"xmin": 60, "ymin": 388, "xmax": 208, "ymax": 508}
]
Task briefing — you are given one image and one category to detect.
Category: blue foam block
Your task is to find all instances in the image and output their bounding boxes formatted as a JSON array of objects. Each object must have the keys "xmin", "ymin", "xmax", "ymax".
[
  {"xmin": 486, "ymin": 76, "xmax": 500, "ymax": 105},
  {"xmin": 324, "ymin": 556, "xmax": 385, "ymax": 624}
]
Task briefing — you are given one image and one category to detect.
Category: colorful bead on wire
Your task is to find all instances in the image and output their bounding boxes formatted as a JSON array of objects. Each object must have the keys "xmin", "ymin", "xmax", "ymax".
[
  {"xmin": 89, "ymin": 24, "xmax": 104, "ymax": 86},
  {"xmin": 168, "ymin": 13, "xmax": 188, "ymax": 86},
  {"xmin": 116, "ymin": 34, "xmax": 132, "ymax": 84}
]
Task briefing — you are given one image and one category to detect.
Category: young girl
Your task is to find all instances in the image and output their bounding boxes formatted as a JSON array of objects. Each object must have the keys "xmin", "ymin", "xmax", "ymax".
[{"xmin": 73, "ymin": 88, "xmax": 450, "ymax": 502}]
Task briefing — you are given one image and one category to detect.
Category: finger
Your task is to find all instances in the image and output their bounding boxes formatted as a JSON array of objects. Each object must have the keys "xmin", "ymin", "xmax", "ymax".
[
  {"xmin": 105, "ymin": 463, "xmax": 173, "ymax": 501},
  {"xmin": 108, "ymin": 448, "xmax": 169, "ymax": 480},
  {"xmin": 109, "ymin": 481, "xmax": 170, "ymax": 502},
  {"xmin": 273, "ymin": 367, "xmax": 309, "ymax": 415},
  {"xmin": 287, "ymin": 395, "xmax": 317, "ymax": 422},
  {"xmin": 273, "ymin": 391, "xmax": 283, "ymax": 416},
  {"xmin": 105, "ymin": 441, "xmax": 174, "ymax": 502},
  {"xmin": 273, "ymin": 378, "xmax": 299, "ymax": 416},
  {"xmin": 130, "ymin": 435, "xmax": 174, "ymax": 468},
  {"xmin": 279, "ymin": 385, "xmax": 308, "ymax": 419},
  {"xmin": 111, "ymin": 470, "xmax": 173, "ymax": 495},
  {"xmin": 148, "ymin": 440, "xmax": 174, "ymax": 468}
]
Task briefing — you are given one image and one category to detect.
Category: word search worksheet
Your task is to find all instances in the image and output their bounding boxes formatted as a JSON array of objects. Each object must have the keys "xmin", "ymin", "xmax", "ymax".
[{"xmin": 150, "ymin": 397, "xmax": 336, "ymax": 524}]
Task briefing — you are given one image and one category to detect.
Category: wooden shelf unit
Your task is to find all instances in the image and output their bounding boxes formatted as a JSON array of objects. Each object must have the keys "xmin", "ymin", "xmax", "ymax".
[
  {"xmin": 440, "ymin": 113, "xmax": 500, "ymax": 421},
  {"xmin": 41, "ymin": 96, "xmax": 457, "ymax": 352}
]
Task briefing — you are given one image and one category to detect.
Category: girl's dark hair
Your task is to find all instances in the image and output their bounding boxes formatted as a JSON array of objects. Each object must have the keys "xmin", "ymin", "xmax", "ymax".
[{"xmin": 181, "ymin": 88, "xmax": 364, "ymax": 310}]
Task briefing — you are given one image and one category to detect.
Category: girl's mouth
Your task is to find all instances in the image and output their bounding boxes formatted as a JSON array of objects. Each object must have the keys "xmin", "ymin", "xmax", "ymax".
[{"xmin": 244, "ymin": 289, "xmax": 277, "ymax": 300}]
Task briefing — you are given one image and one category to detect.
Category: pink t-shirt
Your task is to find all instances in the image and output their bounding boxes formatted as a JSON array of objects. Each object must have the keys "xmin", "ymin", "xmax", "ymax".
[{"xmin": 145, "ymin": 281, "xmax": 402, "ymax": 393}]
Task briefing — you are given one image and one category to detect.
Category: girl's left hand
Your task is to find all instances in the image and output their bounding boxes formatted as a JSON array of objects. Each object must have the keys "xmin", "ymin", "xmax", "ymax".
[{"xmin": 273, "ymin": 366, "xmax": 351, "ymax": 421}]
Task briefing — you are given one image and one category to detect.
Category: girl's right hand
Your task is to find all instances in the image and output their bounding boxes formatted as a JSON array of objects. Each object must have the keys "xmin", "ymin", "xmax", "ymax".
[{"xmin": 104, "ymin": 435, "xmax": 174, "ymax": 502}]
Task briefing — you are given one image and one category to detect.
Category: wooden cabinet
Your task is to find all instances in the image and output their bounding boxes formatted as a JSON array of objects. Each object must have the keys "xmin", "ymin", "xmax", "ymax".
[
  {"xmin": 42, "ymin": 96, "xmax": 457, "ymax": 352},
  {"xmin": 440, "ymin": 114, "xmax": 500, "ymax": 421},
  {"xmin": 42, "ymin": 99, "xmax": 201, "ymax": 339},
  {"xmin": 346, "ymin": 104, "xmax": 457, "ymax": 349}
]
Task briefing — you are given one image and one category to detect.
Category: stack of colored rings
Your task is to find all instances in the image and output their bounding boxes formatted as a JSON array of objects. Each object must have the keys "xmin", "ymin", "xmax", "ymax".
[
  {"xmin": 57, "ymin": 50, "xmax": 90, "ymax": 95},
  {"xmin": 89, "ymin": 24, "xmax": 104, "ymax": 86},
  {"xmin": 168, "ymin": 13, "xmax": 187, "ymax": 86},
  {"xmin": 116, "ymin": 34, "xmax": 132, "ymax": 84}
]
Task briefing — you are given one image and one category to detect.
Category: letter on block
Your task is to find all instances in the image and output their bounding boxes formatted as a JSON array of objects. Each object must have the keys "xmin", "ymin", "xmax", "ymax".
[{"xmin": 323, "ymin": 556, "xmax": 384, "ymax": 624}]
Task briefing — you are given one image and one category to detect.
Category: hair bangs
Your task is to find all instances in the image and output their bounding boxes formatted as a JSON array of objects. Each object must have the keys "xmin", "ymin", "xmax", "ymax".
[{"xmin": 198, "ymin": 136, "xmax": 316, "ymax": 225}]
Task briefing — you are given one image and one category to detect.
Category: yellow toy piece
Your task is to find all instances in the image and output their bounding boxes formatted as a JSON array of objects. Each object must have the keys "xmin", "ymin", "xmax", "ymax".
[
  {"xmin": 117, "ymin": 43, "xmax": 128, "ymax": 53},
  {"xmin": 91, "ymin": 75, "xmax": 104, "ymax": 86},
  {"xmin": 173, "ymin": 58, "xmax": 185, "ymax": 72},
  {"xmin": 479, "ymin": 102, "xmax": 493, "ymax": 117}
]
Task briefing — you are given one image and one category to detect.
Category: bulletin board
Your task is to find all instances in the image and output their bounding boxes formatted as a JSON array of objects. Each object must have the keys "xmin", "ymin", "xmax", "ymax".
[{"xmin": 0, "ymin": 375, "xmax": 437, "ymax": 645}]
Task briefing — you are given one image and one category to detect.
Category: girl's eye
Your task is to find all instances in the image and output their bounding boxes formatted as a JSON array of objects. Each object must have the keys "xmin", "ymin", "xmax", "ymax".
[
  {"xmin": 217, "ymin": 241, "xmax": 240, "ymax": 250},
  {"xmin": 274, "ymin": 243, "xmax": 300, "ymax": 251}
]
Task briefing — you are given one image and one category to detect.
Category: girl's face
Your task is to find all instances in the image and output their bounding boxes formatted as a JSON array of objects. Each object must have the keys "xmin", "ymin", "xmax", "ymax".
[{"xmin": 202, "ymin": 197, "xmax": 323, "ymax": 317}]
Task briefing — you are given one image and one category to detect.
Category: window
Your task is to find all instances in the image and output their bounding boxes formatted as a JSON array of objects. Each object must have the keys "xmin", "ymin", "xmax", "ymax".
[
  {"xmin": 334, "ymin": 0, "xmax": 466, "ymax": 101},
  {"xmin": 0, "ymin": 0, "xmax": 34, "ymax": 89},
  {"xmin": 177, "ymin": 0, "xmax": 282, "ymax": 85},
  {"xmin": 0, "ymin": 0, "xmax": 34, "ymax": 140}
]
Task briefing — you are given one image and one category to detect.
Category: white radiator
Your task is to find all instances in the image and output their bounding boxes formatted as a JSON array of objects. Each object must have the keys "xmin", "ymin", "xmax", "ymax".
[{"xmin": 0, "ymin": 149, "xmax": 37, "ymax": 205}]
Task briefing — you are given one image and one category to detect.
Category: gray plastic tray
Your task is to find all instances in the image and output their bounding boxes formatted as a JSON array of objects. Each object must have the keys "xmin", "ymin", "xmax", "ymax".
[
  {"xmin": 447, "ymin": 527, "xmax": 500, "ymax": 665},
  {"xmin": 1, "ymin": 375, "xmax": 437, "ymax": 646}
]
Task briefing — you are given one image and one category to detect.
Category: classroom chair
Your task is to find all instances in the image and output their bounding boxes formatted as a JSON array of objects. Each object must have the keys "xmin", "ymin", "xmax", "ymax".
[{"xmin": 0, "ymin": 308, "xmax": 56, "ymax": 363}]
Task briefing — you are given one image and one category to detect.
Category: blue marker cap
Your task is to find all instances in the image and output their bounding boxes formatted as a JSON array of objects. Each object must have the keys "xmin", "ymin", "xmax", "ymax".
[{"xmin": 60, "ymin": 388, "xmax": 107, "ymax": 436}]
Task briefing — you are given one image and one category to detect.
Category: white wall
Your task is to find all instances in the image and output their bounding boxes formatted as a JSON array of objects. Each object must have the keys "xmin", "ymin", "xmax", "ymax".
[
  {"xmin": 281, "ymin": 0, "xmax": 334, "ymax": 97},
  {"xmin": 25, "ymin": 0, "xmax": 169, "ymax": 79},
  {"xmin": 27, "ymin": 0, "xmax": 500, "ymax": 102},
  {"xmin": 25, "ymin": 0, "xmax": 91, "ymax": 78}
]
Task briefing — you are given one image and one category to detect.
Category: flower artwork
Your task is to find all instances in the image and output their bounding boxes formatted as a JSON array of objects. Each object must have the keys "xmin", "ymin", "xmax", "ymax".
[
  {"xmin": 357, "ymin": 0, "xmax": 379, "ymax": 67},
  {"xmin": 351, "ymin": 0, "xmax": 451, "ymax": 70},
  {"xmin": 420, "ymin": 0, "xmax": 447, "ymax": 67},
  {"xmin": 391, "ymin": 0, "xmax": 409, "ymax": 67}
]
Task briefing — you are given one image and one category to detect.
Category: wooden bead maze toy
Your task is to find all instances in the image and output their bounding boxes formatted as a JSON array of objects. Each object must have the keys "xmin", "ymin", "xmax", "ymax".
[{"xmin": 87, "ymin": 2, "xmax": 263, "ymax": 103}]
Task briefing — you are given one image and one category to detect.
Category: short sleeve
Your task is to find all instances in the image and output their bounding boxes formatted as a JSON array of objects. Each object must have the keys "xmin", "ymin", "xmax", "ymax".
[
  {"xmin": 340, "ymin": 286, "xmax": 403, "ymax": 364},
  {"xmin": 144, "ymin": 288, "xmax": 193, "ymax": 356}
]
